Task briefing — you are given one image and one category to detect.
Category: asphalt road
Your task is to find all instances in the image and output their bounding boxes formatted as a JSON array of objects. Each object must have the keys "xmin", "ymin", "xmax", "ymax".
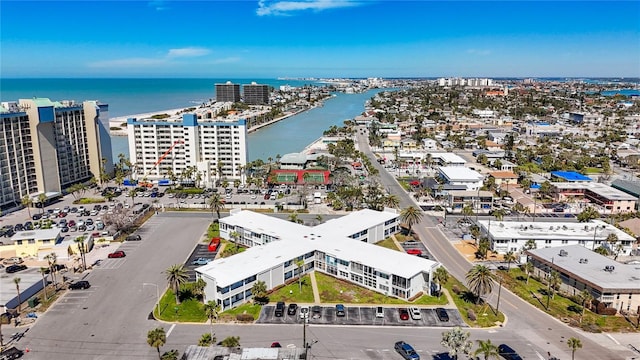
[{"xmin": 356, "ymin": 127, "xmax": 636, "ymax": 360}]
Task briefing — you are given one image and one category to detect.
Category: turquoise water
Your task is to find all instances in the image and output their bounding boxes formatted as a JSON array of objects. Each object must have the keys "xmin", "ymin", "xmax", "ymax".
[
  {"xmin": 0, "ymin": 78, "xmax": 317, "ymax": 118},
  {"xmin": 600, "ymin": 89, "xmax": 639, "ymax": 96},
  {"xmin": 1, "ymin": 78, "xmax": 391, "ymax": 162},
  {"xmin": 111, "ymin": 89, "xmax": 390, "ymax": 161}
]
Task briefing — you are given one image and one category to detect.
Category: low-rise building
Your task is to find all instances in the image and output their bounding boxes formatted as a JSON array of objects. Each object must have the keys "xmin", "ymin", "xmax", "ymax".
[
  {"xmin": 552, "ymin": 182, "xmax": 637, "ymax": 214},
  {"xmin": 489, "ymin": 171, "xmax": 518, "ymax": 187},
  {"xmin": 437, "ymin": 166, "xmax": 484, "ymax": 191},
  {"xmin": 447, "ymin": 190, "xmax": 494, "ymax": 214},
  {"xmin": 198, "ymin": 209, "xmax": 440, "ymax": 310},
  {"xmin": 526, "ymin": 245, "xmax": 640, "ymax": 314},
  {"xmin": 478, "ymin": 219, "xmax": 636, "ymax": 255}
]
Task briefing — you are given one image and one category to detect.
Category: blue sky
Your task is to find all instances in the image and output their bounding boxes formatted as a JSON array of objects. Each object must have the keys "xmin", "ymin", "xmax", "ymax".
[{"xmin": 1, "ymin": 1, "xmax": 639, "ymax": 78}]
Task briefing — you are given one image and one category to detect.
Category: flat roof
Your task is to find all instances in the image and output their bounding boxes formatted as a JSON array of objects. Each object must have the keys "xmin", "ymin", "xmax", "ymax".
[
  {"xmin": 198, "ymin": 210, "xmax": 438, "ymax": 287},
  {"xmin": 551, "ymin": 171, "xmax": 592, "ymax": 182},
  {"xmin": 489, "ymin": 171, "xmax": 518, "ymax": 179},
  {"xmin": 312, "ymin": 208, "xmax": 398, "ymax": 238},
  {"xmin": 527, "ymin": 245, "xmax": 640, "ymax": 292},
  {"xmin": 429, "ymin": 152, "xmax": 467, "ymax": 164},
  {"xmin": 11, "ymin": 228, "xmax": 61, "ymax": 241},
  {"xmin": 448, "ymin": 190, "xmax": 494, "ymax": 197},
  {"xmin": 552, "ymin": 182, "xmax": 637, "ymax": 201},
  {"xmin": 479, "ymin": 219, "xmax": 635, "ymax": 242},
  {"xmin": 438, "ymin": 166, "xmax": 483, "ymax": 181}
]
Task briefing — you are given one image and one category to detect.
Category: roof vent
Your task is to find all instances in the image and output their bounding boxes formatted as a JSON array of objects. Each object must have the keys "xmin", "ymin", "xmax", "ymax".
[
  {"xmin": 579, "ymin": 258, "xmax": 589, "ymax": 264},
  {"xmin": 559, "ymin": 250, "xmax": 568, "ymax": 257},
  {"xmin": 604, "ymin": 265, "xmax": 615, "ymax": 272}
]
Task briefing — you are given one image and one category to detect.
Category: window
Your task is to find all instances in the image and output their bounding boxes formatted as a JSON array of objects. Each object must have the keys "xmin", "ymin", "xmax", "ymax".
[{"xmin": 284, "ymin": 271, "xmax": 293, "ymax": 280}]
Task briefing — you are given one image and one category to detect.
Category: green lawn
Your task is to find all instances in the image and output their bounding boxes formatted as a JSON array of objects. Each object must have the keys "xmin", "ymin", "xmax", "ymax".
[
  {"xmin": 583, "ymin": 167, "xmax": 604, "ymax": 174},
  {"xmin": 443, "ymin": 277, "xmax": 505, "ymax": 328},
  {"xmin": 219, "ymin": 303, "xmax": 262, "ymax": 321},
  {"xmin": 315, "ymin": 272, "xmax": 446, "ymax": 305},
  {"xmin": 500, "ymin": 267, "xmax": 638, "ymax": 332},
  {"xmin": 156, "ymin": 290, "xmax": 206, "ymax": 322},
  {"xmin": 268, "ymin": 275, "xmax": 316, "ymax": 303},
  {"xmin": 375, "ymin": 238, "xmax": 401, "ymax": 251}
]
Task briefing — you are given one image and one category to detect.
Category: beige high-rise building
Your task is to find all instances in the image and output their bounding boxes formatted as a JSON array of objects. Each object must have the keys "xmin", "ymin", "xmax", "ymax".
[{"xmin": 0, "ymin": 98, "xmax": 112, "ymax": 209}]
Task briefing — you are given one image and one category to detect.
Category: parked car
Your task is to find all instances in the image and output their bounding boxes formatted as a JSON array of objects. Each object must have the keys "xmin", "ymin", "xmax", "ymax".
[
  {"xmin": 191, "ymin": 257, "xmax": 211, "ymax": 266},
  {"xmin": 274, "ymin": 301, "xmax": 285, "ymax": 317},
  {"xmin": 0, "ymin": 346, "xmax": 24, "ymax": 360},
  {"xmin": 2, "ymin": 257, "xmax": 23, "ymax": 265},
  {"xmin": 398, "ymin": 308, "xmax": 410, "ymax": 320},
  {"xmin": 435, "ymin": 307, "xmax": 449, "ymax": 322},
  {"xmin": 394, "ymin": 341, "xmax": 420, "ymax": 360},
  {"xmin": 299, "ymin": 306, "xmax": 309, "ymax": 319},
  {"xmin": 69, "ymin": 280, "xmax": 91, "ymax": 290},
  {"xmin": 498, "ymin": 344, "xmax": 523, "ymax": 360},
  {"xmin": 270, "ymin": 342, "xmax": 282, "ymax": 348},
  {"xmin": 6, "ymin": 264, "xmax": 27, "ymax": 273},
  {"xmin": 335, "ymin": 304, "xmax": 346, "ymax": 317},
  {"xmin": 311, "ymin": 305, "xmax": 322, "ymax": 319},
  {"xmin": 406, "ymin": 249, "xmax": 422, "ymax": 256},
  {"xmin": 125, "ymin": 234, "xmax": 141, "ymax": 241},
  {"xmin": 108, "ymin": 251, "xmax": 126, "ymax": 258},
  {"xmin": 287, "ymin": 303, "xmax": 298, "ymax": 316},
  {"xmin": 376, "ymin": 306, "xmax": 385, "ymax": 318},
  {"xmin": 409, "ymin": 307, "xmax": 422, "ymax": 320}
]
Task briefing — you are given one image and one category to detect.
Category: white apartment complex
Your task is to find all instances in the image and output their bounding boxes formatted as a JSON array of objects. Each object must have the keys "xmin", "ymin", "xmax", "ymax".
[
  {"xmin": 0, "ymin": 98, "xmax": 112, "ymax": 209},
  {"xmin": 479, "ymin": 219, "xmax": 636, "ymax": 255},
  {"xmin": 196, "ymin": 209, "xmax": 440, "ymax": 310},
  {"xmin": 127, "ymin": 113, "xmax": 248, "ymax": 185}
]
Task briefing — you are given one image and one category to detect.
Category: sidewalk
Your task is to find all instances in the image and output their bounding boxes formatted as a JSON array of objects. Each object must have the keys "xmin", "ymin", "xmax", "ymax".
[{"xmin": 309, "ymin": 272, "xmax": 321, "ymax": 303}]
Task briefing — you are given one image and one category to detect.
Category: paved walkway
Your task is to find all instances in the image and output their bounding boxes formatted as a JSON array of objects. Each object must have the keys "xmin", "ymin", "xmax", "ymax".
[
  {"xmin": 390, "ymin": 234, "xmax": 403, "ymax": 250},
  {"xmin": 309, "ymin": 272, "xmax": 321, "ymax": 303}
]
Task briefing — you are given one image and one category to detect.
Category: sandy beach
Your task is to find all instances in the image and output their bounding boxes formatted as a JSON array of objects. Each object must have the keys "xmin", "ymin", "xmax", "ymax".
[{"xmin": 108, "ymin": 108, "xmax": 187, "ymax": 136}]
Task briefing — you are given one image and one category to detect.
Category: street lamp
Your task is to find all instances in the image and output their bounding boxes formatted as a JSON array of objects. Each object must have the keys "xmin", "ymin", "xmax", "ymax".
[
  {"xmin": 591, "ymin": 224, "xmax": 606, "ymax": 251},
  {"xmin": 143, "ymin": 283, "xmax": 160, "ymax": 317}
]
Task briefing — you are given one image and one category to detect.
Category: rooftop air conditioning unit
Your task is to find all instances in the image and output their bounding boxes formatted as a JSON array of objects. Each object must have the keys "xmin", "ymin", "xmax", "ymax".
[{"xmin": 559, "ymin": 249, "xmax": 568, "ymax": 256}]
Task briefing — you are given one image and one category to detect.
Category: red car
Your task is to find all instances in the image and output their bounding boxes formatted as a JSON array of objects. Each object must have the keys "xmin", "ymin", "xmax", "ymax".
[
  {"xmin": 399, "ymin": 308, "xmax": 410, "ymax": 320},
  {"xmin": 108, "ymin": 250, "xmax": 126, "ymax": 258},
  {"xmin": 406, "ymin": 249, "xmax": 422, "ymax": 256}
]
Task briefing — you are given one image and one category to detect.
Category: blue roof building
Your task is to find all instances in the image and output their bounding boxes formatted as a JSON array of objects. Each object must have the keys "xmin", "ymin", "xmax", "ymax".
[{"xmin": 550, "ymin": 171, "xmax": 592, "ymax": 182}]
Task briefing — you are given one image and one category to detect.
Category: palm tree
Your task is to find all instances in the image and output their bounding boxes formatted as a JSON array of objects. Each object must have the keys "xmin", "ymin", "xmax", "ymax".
[
  {"xmin": 577, "ymin": 206, "xmax": 599, "ymax": 222},
  {"xmin": 400, "ymin": 206, "xmax": 423, "ymax": 235},
  {"xmin": 161, "ymin": 349, "xmax": 179, "ymax": 360},
  {"xmin": 13, "ymin": 277, "xmax": 22, "ymax": 313},
  {"xmin": 524, "ymin": 262, "xmax": 534, "ymax": 284},
  {"xmin": 492, "ymin": 208, "xmax": 506, "ymax": 221},
  {"xmin": 567, "ymin": 337, "xmax": 582, "ymax": 360},
  {"xmin": 578, "ymin": 289, "xmax": 593, "ymax": 324},
  {"xmin": 220, "ymin": 336, "xmax": 241, "ymax": 347},
  {"xmin": 203, "ymin": 301, "xmax": 221, "ymax": 344},
  {"xmin": 74, "ymin": 236, "xmax": 87, "ymax": 271},
  {"xmin": 473, "ymin": 339, "xmax": 500, "ymax": 360},
  {"xmin": 251, "ymin": 280, "xmax": 268, "ymax": 304},
  {"xmin": 295, "ymin": 259, "xmax": 305, "ymax": 292},
  {"xmin": 165, "ymin": 264, "xmax": 188, "ymax": 304},
  {"xmin": 462, "ymin": 203, "xmax": 473, "ymax": 221},
  {"xmin": 503, "ymin": 251, "xmax": 517, "ymax": 270},
  {"xmin": 199, "ymin": 333, "xmax": 214, "ymax": 347},
  {"xmin": 45, "ymin": 252, "xmax": 58, "ymax": 286},
  {"xmin": 523, "ymin": 239, "xmax": 537, "ymax": 251},
  {"xmin": 381, "ymin": 194, "xmax": 400, "ymax": 209},
  {"xmin": 433, "ymin": 266, "xmax": 449, "ymax": 298},
  {"xmin": 147, "ymin": 327, "xmax": 167, "ymax": 359},
  {"xmin": 465, "ymin": 265, "xmax": 496, "ymax": 304},
  {"xmin": 440, "ymin": 326, "xmax": 472, "ymax": 360},
  {"xmin": 549, "ymin": 270, "xmax": 562, "ymax": 299},
  {"xmin": 128, "ymin": 189, "xmax": 137, "ymax": 206},
  {"xmin": 314, "ymin": 214, "xmax": 323, "ymax": 225},
  {"xmin": 208, "ymin": 193, "xmax": 224, "ymax": 222},
  {"xmin": 21, "ymin": 195, "xmax": 32, "ymax": 218},
  {"xmin": 37, "ymin": 193, "xmax": 47, "ymax": 213},
  {"xmin": 39, "ymin": 267, "xmax": 49, "ymax": 301}
]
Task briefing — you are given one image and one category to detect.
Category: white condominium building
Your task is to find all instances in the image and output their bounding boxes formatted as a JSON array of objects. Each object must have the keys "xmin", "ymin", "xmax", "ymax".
[
  {"xmin": 479, "ymin": 219, "xmax": 636, "ymax": 255},
  {"xmin": 127, "ymin": 113, "xmax": 248, "ymax": 185},
  {"xmin": 197, "ymin": 209, "xmax": 441, "ymax": 310},
  {"xmin": 0, "ymin": 98, "xmax": 112, "ymax": 209}
]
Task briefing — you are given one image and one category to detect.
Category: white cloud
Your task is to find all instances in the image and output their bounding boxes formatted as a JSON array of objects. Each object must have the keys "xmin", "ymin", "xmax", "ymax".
[
  {"xmin": 467, "ymin": 49, "xmax": 491, "ymax": 56},
  {"xmin": 257, "ymin": 0, "xmax": 362, "ymax": 16},
  {"xmin": 167, "ymin": 47, "xmax": 211, "ymax": 58},
  {"xmin": 148, "ymin": 1, "xmax": 169, "ymax": 11},
  {"xmin": 88, "ymin": 57, "xmax": 167, "ymax": 68}
]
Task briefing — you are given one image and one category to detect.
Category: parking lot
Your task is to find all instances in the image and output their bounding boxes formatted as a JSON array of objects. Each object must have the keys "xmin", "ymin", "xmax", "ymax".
[
  {"xmin": 257, "ymin": 305, "xmax": 465, "ymax": 327},
  {"xmin": 400, "ymin": 239, "xmax": 433, "ymax": 260},
  {"xmin": 184, "ymin": 244, "xmax": 219, "ymax": 281}
]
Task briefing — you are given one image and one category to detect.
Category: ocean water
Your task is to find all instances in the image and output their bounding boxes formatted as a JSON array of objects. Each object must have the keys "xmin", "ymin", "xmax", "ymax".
[
  {"xmin": 600, "ymin": 89, "xmax": 640, "ymax": 96},
  {"xmin": 110, "ymin": 88, "xmax": 391, "ymax": 161},
  {"xmin": 0, "ymin": 78, "xmax": 318, "ymax": 118}
]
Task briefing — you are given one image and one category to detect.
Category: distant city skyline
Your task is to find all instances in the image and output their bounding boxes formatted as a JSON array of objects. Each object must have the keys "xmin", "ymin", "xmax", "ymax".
[{"xmin": 1, "ymin": 1, "xmax": 639, "ymax": 78}]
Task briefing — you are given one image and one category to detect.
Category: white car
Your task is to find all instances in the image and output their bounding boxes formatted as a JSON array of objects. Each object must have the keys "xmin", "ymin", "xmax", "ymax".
[
  {"xmin": 409, "ymin": 307, "xmax": 422, "ymax": 320},
  {"xmin": 299, "ymin": 306, "xmax": 309, "ymax": 319}
]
